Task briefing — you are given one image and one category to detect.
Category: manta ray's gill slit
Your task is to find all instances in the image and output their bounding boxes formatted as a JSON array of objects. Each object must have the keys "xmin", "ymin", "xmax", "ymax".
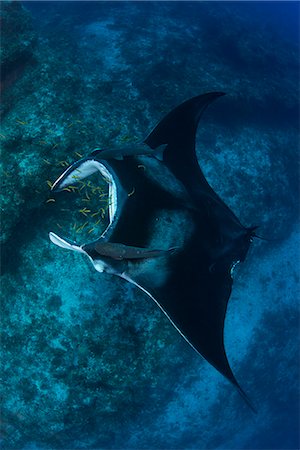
[{"xmin": 46, "ymin": 161, "xmax": 116, "ymax": 244}]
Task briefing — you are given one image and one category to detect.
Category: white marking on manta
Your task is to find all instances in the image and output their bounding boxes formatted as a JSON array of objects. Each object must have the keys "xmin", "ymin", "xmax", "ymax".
[
  {"xmin": 49, "ymin": 232, "xmax": 84, "ymax": 253},
  {"xmin": 49, "ymin": 232, "xmax": 107, "ymax": 272},
  {"xmin": 51, "ymin": 162, "xmax": 98, "ymax": 191},
  {"xmin": 230, "ymin": 260, "xmax": 240, "ymax": 278}
]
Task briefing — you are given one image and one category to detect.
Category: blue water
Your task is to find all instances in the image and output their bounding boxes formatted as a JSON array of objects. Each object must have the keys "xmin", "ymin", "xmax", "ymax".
[{"xmin": 1, "ymin": 1, "xmax": 299, "ymax": 449}]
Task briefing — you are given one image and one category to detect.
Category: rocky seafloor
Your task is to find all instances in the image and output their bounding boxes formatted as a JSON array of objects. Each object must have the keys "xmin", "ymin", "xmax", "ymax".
[{"xmin": 0, "ymin": 1, "xmax": 299, "ymax": 449}]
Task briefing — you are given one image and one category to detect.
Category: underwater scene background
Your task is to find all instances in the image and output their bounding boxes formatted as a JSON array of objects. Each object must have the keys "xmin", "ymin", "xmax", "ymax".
[{"xmin": 1, "ymin": 1, "xmax": 299, "ymax": 449}]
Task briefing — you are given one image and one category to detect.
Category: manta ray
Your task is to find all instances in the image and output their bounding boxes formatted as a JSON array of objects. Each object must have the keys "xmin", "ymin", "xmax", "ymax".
[{"xmin": 49, "ymin": 93, "xmax": 258, "ymax": 411}]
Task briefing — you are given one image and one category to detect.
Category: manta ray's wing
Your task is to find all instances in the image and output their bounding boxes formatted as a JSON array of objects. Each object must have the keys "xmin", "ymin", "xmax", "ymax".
[
  {"xmin": 144, "ymin": 92, "xmax": 224, "ymax": 190},
  {"xmin": 144, "ymin": 92, "xmax": 244, "ymax": 229}
]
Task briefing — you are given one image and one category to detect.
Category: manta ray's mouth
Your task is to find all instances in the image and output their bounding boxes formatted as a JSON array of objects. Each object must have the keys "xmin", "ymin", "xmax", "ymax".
[{"xmin": 48, "ymin": 158, "xmax": 118, "ymax": 240}]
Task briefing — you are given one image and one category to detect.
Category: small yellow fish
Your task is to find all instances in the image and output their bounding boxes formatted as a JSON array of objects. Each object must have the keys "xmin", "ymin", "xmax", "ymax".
[
  {"xmin": 58, "ymin": 161, "xmax": 69, "ymax": 167},
  {"xmin": 68, "ymin": 185, "xmax": 78, "ymax": 192},
  {"xmin": 76, "ymin": 222, "xmax": 88, "ymax": 232},
  {"xmin": 46, "ymin": 198, "xmax": 55, "ymax": 203},
  {"xmin": 79, "ymin": 208, "xmax": 91, "ymax": 216}
]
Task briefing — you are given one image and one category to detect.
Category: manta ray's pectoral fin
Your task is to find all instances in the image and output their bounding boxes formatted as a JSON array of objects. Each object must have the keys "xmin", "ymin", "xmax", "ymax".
[
  {"xmin": 144, "ymin": 92, "xmax": 245, "ymax": 229},
  {"xmin": 144, "ymin": 93, "xmax": 226, "ymax": 199},
  {"xmin": 144, "ymin": 91, "xmax": 224, "ymax": 160}
]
